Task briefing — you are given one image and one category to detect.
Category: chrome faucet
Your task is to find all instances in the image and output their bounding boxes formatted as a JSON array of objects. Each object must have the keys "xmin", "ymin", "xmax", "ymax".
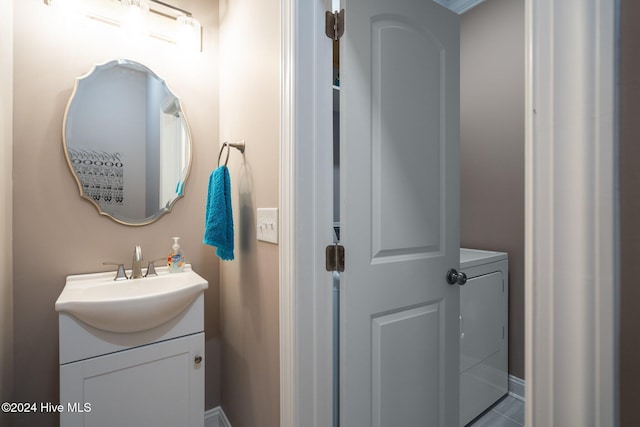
[{"xmin": 131, "ymin": 245, "xmax": 144, "ymax": 279}]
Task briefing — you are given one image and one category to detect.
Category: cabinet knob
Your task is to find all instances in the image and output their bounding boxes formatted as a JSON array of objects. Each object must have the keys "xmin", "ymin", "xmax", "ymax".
[{"xmin": 194, "ymin": 355, "xmax": 203, "ymax": 364}]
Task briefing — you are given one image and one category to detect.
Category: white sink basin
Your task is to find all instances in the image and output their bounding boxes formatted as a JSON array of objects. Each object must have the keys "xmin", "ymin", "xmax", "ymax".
[{"xmin": 55, "ymin": 265, "xmax": 208, "ymax": 333}]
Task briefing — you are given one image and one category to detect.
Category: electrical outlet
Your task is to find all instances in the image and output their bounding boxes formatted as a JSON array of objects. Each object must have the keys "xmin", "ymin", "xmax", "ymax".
[{"xmin": 257, "ymin": 208, "xmax": 278, "ymax": 244}]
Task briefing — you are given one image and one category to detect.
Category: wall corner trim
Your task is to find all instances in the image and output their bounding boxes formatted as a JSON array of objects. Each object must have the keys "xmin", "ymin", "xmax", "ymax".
[
  {"xmin": 205, "ymin": 406, "xmax": 231, "ymax": 427},
  {"xmin": 433, "ymin": 0, "xmax": 486, "ymax": 14}
]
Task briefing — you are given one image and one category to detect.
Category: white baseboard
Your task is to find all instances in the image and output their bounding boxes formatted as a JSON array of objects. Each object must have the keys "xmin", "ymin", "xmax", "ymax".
[
  {"xmin": 203, "ymin": 379, "xmax": 522, "ymax": 427},
  {"xmin": 205, "ymin": 406, "xmax": 231, "ymax": 427},
  {"xmin": 508, "ymin": 375, "xmax": 525, "ymax": 402}
]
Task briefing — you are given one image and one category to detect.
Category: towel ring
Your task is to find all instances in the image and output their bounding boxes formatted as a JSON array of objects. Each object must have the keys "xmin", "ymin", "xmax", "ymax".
[{"xmin": 217, "ymin": 140, "xmax": 246, "ymax": 167}]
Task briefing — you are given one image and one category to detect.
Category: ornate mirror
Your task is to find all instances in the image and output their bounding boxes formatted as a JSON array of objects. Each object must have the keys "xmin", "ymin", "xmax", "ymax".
[{"xmin": 63, "ymin": 59, "xmax": 192, "ymax": 225}]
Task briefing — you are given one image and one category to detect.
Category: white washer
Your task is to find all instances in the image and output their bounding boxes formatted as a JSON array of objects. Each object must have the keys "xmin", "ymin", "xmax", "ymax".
[{"xmin": 459, "ymin": 248, "xmax": 509, "ymax": 426}]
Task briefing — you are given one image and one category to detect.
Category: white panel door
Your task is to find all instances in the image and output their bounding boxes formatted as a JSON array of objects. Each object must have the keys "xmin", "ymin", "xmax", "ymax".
[{"xmin": 340, "ymin": 0, "xmax": 460, "ymax": 425}]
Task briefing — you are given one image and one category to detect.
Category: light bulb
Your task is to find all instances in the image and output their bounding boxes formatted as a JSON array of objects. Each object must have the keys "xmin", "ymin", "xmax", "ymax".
[
  {"xmin": 46, "ymin": 0, "xmax": 79, "ymax": 16},
  {"xmin": 45, "ymin": 0, "xmax": 84, "ymax": 27},
  {"xmin": 121, "ymin": 0, "xmax": 150, "ymax": 40},
  {"xmin": 176, "ymin": 15, "xmax": 201, "ymax": 52}
]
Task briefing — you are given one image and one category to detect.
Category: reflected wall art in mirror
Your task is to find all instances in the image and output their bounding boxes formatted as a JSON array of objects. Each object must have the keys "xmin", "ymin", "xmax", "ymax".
[{"xmin": 63, "ymin": 59, "xmax": 192, "ymax": 226}]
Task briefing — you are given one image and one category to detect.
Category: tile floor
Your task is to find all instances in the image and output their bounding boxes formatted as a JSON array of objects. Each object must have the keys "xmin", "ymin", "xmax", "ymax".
[{"xmin": 467, "ymin": 395, "xmax": 525, "ymax": 427}]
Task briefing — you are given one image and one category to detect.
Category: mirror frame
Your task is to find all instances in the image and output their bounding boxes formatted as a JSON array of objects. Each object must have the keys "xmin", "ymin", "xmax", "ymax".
[{"xmin": 62, "ymin": 59, "xmax": 193, "ymax": 226}]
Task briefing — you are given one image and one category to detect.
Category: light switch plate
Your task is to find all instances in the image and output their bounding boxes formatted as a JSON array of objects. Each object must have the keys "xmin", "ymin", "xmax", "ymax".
[{"xmin": 257, "ymin": 208, "xmax": 278, "ymax": 244}]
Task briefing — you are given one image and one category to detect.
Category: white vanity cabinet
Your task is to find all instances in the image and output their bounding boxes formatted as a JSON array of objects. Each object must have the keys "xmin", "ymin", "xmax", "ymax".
[
  {"xmin": 60, "ymin": 333, "xmax": 203, "ymax": 427},
  {"xmin": 58, "ymin": 285, "xmax": 206, "ymax": 427}
]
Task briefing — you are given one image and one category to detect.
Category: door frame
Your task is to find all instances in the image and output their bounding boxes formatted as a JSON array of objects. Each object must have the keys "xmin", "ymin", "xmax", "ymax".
[
  {"xmin": 280, "ymin": 0, "xmax": 620, "ymax": 426},
  {"xmin": 280, "ymin": 1, "xmax": 335, "ymax": 426},
  {"xmin": 524, "ymin": 0, "xmax": 619, "ymax": 426}
]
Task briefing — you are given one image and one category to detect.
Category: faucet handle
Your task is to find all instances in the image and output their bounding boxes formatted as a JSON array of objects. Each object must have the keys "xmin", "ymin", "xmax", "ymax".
[
  {"xmin": 103, "ymin": 262, "xmax": 128, "ymax": 281},
  {"xmin": 145, "ymin": 258, "xmax": 166, "ymax": 277}
]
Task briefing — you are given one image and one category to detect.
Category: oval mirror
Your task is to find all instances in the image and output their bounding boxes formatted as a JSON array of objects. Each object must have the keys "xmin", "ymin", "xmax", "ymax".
[{"xmin": 63, "ymin": 59, "xmax": 192, "ymax": 226}]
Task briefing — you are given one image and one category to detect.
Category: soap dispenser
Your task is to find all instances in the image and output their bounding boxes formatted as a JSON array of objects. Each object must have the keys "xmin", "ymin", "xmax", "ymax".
[{"xmin": 167, "ymin": 237, "xmax": 185, "ymax": 273}]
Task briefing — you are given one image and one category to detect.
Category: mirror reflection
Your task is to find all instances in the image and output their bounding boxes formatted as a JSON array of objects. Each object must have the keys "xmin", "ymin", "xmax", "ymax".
[{"xmin": 63, "ymin": 59, "xmax": 191, "ymax": 225}]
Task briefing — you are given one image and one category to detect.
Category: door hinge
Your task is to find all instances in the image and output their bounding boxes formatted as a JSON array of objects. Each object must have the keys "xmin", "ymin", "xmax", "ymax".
[
  {"xmin": 325, "ymin": 9, "xmax": 345, "ymax": 41},
  {"xmin": 326, "ymin": 244, "xmax": 345, "ymax": 272}
]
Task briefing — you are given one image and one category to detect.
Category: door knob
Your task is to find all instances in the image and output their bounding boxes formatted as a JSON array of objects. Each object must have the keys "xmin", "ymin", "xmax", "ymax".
[{"xmin": 446, "ymin": 269, "xmax": 467, "ymax": 286}]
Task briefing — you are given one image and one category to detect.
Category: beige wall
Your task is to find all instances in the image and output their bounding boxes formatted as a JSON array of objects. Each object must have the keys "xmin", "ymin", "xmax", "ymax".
[
  {"xmin": 218, "ymin": 0, "xmax": 280, "ymax": 425},
  {"xmin": 460, "ymin": 0, "xmax": 525, "ymax": 379},
  {"xmin": 12, "ymin": 1, "xmax": 221, "ymax": 425},
  {"xmin": 1, "ymin": 0, "xmax": 14, "ymax": 426},
  {"xmin": 619, "ymin": 0, "xmax": 640, "ymax": 425}
]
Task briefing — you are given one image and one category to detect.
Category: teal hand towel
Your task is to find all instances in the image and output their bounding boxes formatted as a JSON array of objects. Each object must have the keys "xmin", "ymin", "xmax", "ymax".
[{"xmin": 203, "ymin": 165, "xmax": 234, "ymax": 261}]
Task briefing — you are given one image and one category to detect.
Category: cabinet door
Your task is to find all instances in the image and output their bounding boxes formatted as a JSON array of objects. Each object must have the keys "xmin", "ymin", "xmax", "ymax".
[{"xmin": 60, "ymin": 333, "xmax": 204, "ymax": 427}]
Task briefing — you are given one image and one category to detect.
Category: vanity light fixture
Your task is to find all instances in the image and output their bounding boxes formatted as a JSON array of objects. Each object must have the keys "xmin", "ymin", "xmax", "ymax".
[{"xmin": 43, "ymin": 0, "xmax": 202, "ymax": 51}]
